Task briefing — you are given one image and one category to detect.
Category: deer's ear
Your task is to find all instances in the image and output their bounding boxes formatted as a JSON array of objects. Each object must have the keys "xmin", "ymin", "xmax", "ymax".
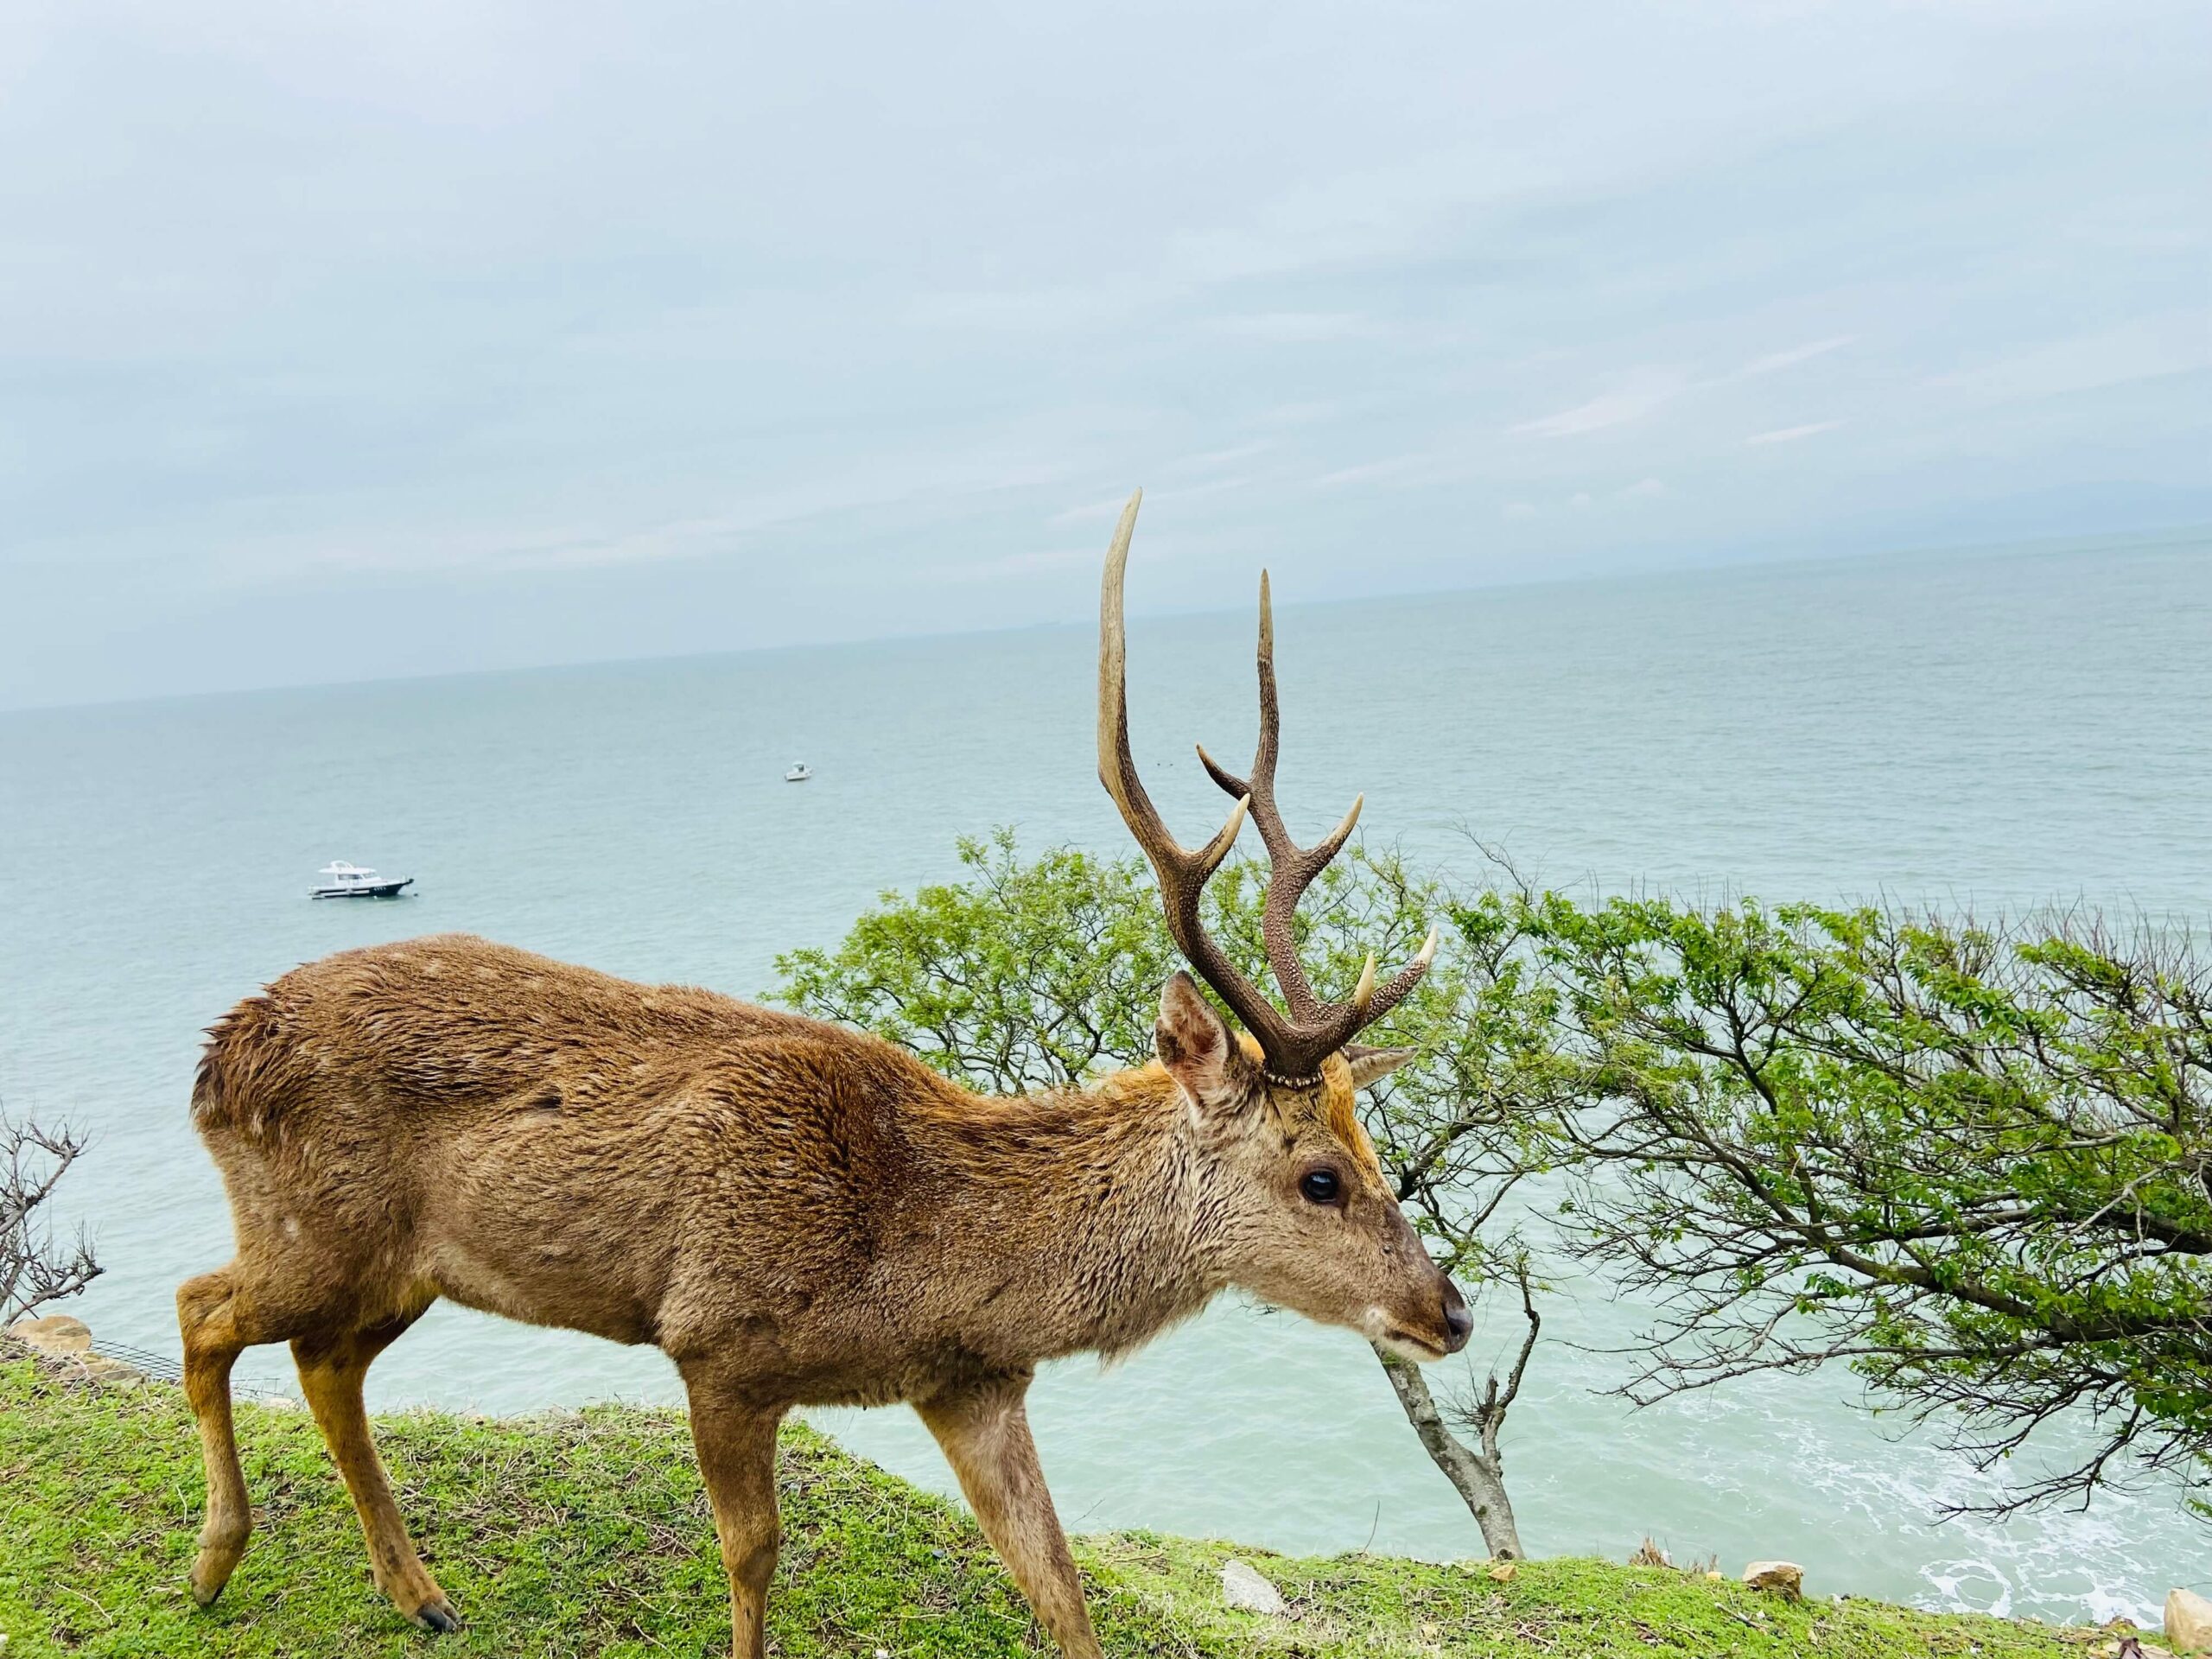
[
  {"xmin": 1344, "ymin": 1043, "xmax": 1414, "ymax": 1090},
  {"xmin": 1155, "ymin": 973, "xmax": 1246, "ymax": 1113}
]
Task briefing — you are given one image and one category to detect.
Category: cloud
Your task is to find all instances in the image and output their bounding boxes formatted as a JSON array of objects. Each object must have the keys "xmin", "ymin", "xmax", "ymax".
[
  {"xmin": 1742, "ymin": 336, "xmax": 1854, "ymax": 376},
  {"xmin": 1212, "ymin": 311, "xmax": 1382, "ymax": 342},
  {"xmin": 1491, "ymin": 478, "xmax": 1675, "ymax": 518},
  {"xmin": 1746, "ymin": 420, "xmax": 1845, "ymax": 445},
  {"xmin": 1510, "ymin": 375, "xmax": 1685, "ymax": 438},
  {"xmin": 5, "ymin": 1, "xmax": 2209, "ymax": 707},
  {"xmin": 1167, "ymin": 442, "xmax": 1272, "ymax": 475},
  {"xmin": 1926, "ymin": 309, "xmax": 2212, "ymax": 405},
  {"xmin": 1256, "ymin": 402, "xmax": 1338, "ymax": 428},
  {"xmin": 1314, "ymin": 454, "xmax": 1429, "ymax": 488},
  {"xmin": 907, "ymin": 283, "xmax": 1156, "ymax": 335},
  {"xmin": 929, "ymin": 546, "xmax": 1098, "ymax": 582},
  {"xmin": 1050, "ymin": 493, "xmax": 1135, "ymax": 526},
  {"xmin": 1050, "ymin": 474, "xmax": 1255, "ymax": 526}
]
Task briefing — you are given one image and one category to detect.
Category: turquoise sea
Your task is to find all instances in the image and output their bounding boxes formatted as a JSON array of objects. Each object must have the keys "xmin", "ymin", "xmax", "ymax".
[{"xmin": 4, "ymin": 529, "xmax": 2209, "ymax": 1624}]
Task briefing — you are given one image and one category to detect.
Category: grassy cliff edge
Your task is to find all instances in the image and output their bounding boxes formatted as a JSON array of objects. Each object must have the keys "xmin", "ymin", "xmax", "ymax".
[{"xmin": 0, "ymin": 1353, "xmax": 2093, "ymax": 1657}]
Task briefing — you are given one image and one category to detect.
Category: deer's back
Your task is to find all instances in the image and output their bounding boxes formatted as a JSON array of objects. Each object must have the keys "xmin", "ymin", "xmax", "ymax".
[
  {"xmin": 191, "ymin": 934, "xmax": 956, "ymax": 1363},
  {"xmin": 196, "ymin": 934, "xmax": 810, "ymax": 1127}
]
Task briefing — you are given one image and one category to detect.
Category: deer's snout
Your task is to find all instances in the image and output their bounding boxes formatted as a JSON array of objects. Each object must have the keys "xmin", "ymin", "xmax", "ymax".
[{"xmin": 1440, "ymin": 1278, "xmax": 1472, "ymax": 1354}]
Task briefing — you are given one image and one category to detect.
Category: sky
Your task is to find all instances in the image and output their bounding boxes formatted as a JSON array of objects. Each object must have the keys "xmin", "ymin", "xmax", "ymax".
[{"xmin": 3, "ymin": 1, "xmax": 2208, "ymax": 709}]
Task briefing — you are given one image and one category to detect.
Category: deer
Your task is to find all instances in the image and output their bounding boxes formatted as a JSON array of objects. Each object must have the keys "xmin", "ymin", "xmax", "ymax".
[{"xmin": 175, "ymin": 488, "xmax": 1471, "ymax": 1659}]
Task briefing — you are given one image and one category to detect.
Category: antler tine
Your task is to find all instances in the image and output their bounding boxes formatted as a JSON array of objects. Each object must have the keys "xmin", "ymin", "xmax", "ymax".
[
  {"xmin": 1193, "ymin": 572, "xmax": 1441, "ymax": 1072},
  {"xmin": 1104, "ymin": 499, "xmax": 1440, "ymax": 1081},
  {"xmin": 1098, "ymin": 491, "xmax": 1300, "ymax": 1058},
  {"xmin": 1282, "ymin": 925, "xmax": 1441, "ymax": 1066},
  {"xmin": 1353, "ymin": 927, "xmax": 1440, "ymax": 1028},
  {"xmin": 1195, "ymin": 571, "xmax": 1372, "ymax": 1023}
]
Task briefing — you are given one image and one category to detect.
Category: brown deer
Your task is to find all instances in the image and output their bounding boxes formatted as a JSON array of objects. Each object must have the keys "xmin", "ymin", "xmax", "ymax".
[{"xmin": 176, "ymin": 488, "xmax": 1471, "ymax": 1659}]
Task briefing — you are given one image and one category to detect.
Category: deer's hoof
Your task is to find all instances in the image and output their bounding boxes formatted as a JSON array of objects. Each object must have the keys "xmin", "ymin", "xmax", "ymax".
[
  {"xmin": 188, "ymin": 1550, "xmax": 239, "ymax": 1607},
  {"xmin": 410, "ymin": 1597, "xmax": 462, "ymax": 1635}
]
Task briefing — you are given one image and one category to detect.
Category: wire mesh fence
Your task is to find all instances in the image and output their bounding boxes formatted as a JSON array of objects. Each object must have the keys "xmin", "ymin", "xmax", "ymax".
[{"xmin": 88, "ymin": 1340, "xmax": 296, "ymax": 1402}]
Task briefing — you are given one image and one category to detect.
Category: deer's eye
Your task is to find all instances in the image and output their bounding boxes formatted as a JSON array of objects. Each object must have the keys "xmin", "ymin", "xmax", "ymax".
[{"xmin": 1300, "ymin": 1168, "xmax": 1342, "ymax": 1205}]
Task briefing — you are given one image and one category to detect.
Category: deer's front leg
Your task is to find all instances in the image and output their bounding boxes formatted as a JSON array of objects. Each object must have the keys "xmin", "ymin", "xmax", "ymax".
[
  {"xmin": 914, "ymin": 1371, "xmax": 1103, "ymax": 1659},
  {"xmin": 680, "ymin": 1367, "xmax": 785, "ymax": 1659}
]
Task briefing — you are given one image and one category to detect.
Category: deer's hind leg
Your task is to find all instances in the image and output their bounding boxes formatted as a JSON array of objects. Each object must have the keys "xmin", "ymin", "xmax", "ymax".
[
  {"xmin": 292, "ymin": 1307, "xmax": 458, "ymax": 1634},
  {"xmin": 177, "ymin": 1263, "xmax": 264, "ymax": 1606},
  {"xmin": 179, "ymin": 1224, "xmax": 420, "ymax": 1607},
  {"xmin": 180, "ymin": 1253, "xmax": 375, "ymax": 1605}
]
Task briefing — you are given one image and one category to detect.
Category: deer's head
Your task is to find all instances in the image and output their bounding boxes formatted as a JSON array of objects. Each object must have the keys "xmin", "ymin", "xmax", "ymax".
[{"xmin": 1098, "ymin": 490, "xmax": 1471, "ymax": 1364}]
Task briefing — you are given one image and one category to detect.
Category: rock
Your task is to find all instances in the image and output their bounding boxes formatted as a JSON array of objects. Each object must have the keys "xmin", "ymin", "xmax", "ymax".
[
  {"xmin": 2170, "ymin": 1588, "xmax": 2212, "ymax": 1656},
  {"xmin": 1486, "ymin": 1561, "xmax": 1518, "ymax": 1583},
  {"xmin": 1220, "ymin": 1560, "xmax": 1288, "ymax": 1617},
  {"xmin": 5, "ymin": 1317, "xmax": 145, "ymax": 1386},
  {"xmin": 6, "ymin": 1314, "xmax": 92, "ymax": 1357},
  {"xmin": 1741, "ymin": 1560, "xmax": 1805, "ymax": 1602}
]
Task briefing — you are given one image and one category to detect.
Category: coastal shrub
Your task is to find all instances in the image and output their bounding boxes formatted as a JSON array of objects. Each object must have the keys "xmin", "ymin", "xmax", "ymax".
[{"xmin": 1476, "ymin": 888, "xmax": 2212, "ymax": 1518}]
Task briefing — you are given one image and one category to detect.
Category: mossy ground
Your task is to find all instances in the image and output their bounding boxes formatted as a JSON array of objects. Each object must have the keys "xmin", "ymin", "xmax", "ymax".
[{"xmin": 0, "ymin": 1352, "xmax": 2092, "ymax": 1657}]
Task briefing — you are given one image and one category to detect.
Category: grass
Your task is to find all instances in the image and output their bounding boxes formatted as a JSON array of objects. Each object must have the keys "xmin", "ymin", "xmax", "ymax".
[{"xmin": 0, "ymin": 1349, "xmax": 2095, "ymax": 1658}]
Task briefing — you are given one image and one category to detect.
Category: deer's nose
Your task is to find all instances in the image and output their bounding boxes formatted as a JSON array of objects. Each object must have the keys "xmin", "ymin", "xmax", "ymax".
[{"xmin": 1441, "ymin": 1281, "xmax": 1473, "ymax": 1352}]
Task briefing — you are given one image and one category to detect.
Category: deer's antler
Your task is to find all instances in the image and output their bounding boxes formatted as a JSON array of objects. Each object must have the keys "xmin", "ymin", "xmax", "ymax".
[{"xmin": 1096, "ymin": 489, "xmax": 1437, "ymax": 1082}]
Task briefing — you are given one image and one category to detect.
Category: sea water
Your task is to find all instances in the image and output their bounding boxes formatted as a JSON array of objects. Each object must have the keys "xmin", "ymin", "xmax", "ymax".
[{"xmin": 3, "ymin": 529, "xmax": 2208, "ymax": 1623}]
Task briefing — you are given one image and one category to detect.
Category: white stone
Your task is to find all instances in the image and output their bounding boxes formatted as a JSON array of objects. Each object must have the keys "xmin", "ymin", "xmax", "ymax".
[
  {"xmin": 1741, "ymin": 1560, "xmax": 1805, "ymax": 1601},
  {"xmin": 2169, "ymin": 1589, "xmax": 2212, "ymax": 1656},
  {"xmin": 7, "ymin": 1314, "xmax": 92, "ymax": 1357},
  {"xmin": 1221, "ymin": 1560, "xmax": 1288, "ymax": 1616}
]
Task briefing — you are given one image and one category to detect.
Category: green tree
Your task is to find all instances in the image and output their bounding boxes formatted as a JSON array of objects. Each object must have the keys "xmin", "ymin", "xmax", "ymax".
[
  {"xmin": 773, "ymin": 830, "xmax": 1554, "ymax": 1559},
  {"xmin": 1468, "ymin": 884, "xmax": 2212, "ymax": 1516},
  {"xmin": 773, "ymin": 830, "xmax": 1178, "ymax": 1096}
]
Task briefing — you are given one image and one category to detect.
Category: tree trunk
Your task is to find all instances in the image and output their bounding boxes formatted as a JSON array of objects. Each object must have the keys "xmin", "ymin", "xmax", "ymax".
[{"xmin": 1372, "ymin": 1344, "xmax": 1524, "ymax": 1560}]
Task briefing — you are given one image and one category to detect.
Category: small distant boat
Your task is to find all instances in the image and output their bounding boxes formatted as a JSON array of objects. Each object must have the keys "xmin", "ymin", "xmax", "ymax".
[
  {"xmin": 311, "ymin": 861, "xmax": 414, "ymax": 899},
  {"xmin": 784, "ymin": 762, "xmax": 813, "ymax": 783}
]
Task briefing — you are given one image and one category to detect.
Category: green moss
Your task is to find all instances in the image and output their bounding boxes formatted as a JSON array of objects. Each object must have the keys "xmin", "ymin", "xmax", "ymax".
[{"xmin": 0, "ymin": 1356, "xmax": 2086, "ymax": 1657}]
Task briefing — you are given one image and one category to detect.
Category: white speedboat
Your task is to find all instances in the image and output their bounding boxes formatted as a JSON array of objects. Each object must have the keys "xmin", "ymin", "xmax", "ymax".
[
  {"xmin": 311, "ymin": 861, "xmax": 414, "ymax": 899},
  {"xmin": 785, "ymin": 762, "xmax": 812, "ymax": 783}
]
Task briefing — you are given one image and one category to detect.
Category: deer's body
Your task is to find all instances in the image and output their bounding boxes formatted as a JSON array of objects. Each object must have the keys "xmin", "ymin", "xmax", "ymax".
[
  {"xmin": 194, "ymin": 933, "xmax": 1222, "ymax": 1402},
  {"xmin": 178, "ymin": 491, "xmax": 1471, "ymax": 1658}
]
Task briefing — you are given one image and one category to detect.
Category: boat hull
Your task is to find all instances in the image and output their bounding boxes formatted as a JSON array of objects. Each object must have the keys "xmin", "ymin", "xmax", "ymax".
[{"xmin": 311, "ymin": 878, "xmax": 415, "ymax": 899}]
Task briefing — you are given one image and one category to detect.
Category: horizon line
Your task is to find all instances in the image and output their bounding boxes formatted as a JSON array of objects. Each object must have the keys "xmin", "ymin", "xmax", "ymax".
[{"xmin": 5, "ymin": 517, "xmax": 2206, "ymax": 721}]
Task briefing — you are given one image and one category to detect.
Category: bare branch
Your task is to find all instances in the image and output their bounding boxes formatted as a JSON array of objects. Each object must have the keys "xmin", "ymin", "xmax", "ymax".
[{"xmin": 2, "ymin": 1106, "xmax": 102, "ymax": 1325}]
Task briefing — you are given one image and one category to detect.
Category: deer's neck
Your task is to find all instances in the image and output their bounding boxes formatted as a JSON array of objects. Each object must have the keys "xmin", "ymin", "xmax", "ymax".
[{"xmin": 912, "ymin": 1065, "xmax": 1226, "ymax": 1365}]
